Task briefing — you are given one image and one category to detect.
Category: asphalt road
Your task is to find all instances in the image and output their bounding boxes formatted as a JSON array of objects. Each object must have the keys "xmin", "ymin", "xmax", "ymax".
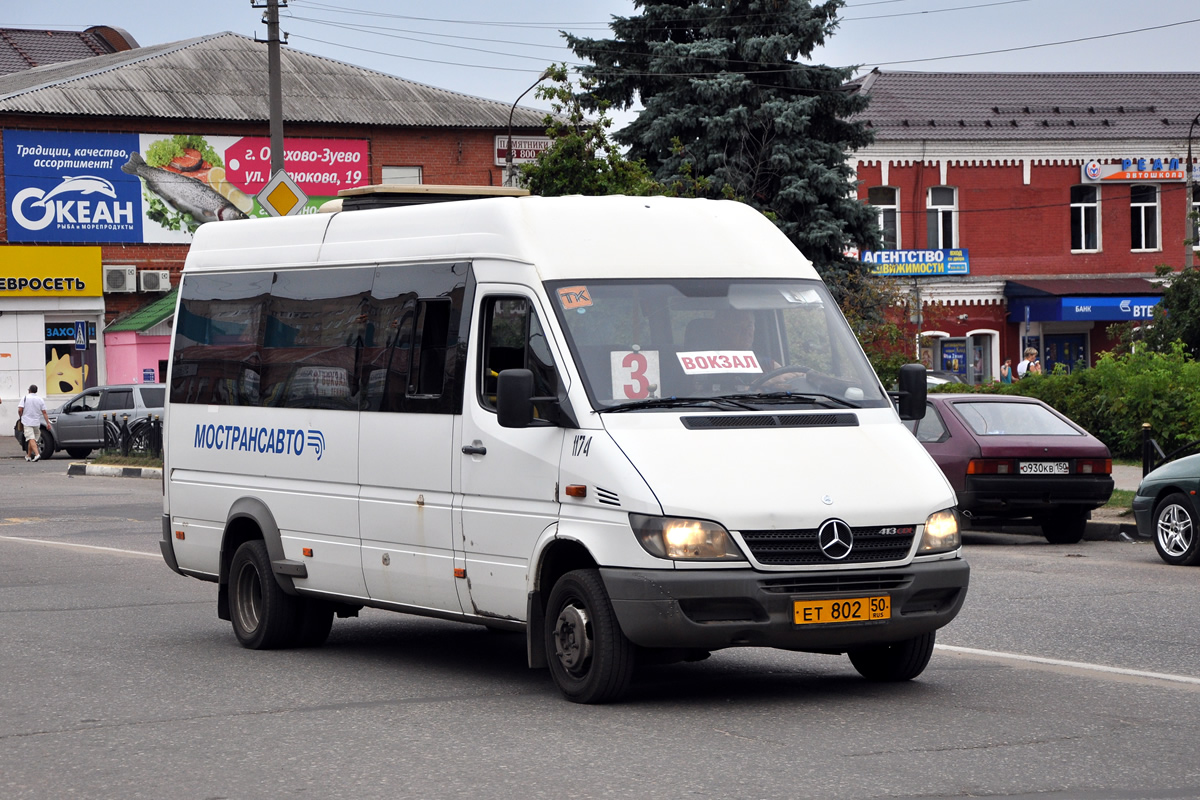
[{"xmin": 1, "ymin": 458, "xmax": 1197, "ymax": 800}]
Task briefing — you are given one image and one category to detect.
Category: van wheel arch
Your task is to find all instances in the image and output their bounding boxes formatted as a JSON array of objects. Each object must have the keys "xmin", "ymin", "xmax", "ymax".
[
  {"xmin": 527, "ymin": 539, "xmax": 597, "ymax": 670},
  {"xmin": 217, "ymin": 499, "xmax": 297, "ymax": 621}
]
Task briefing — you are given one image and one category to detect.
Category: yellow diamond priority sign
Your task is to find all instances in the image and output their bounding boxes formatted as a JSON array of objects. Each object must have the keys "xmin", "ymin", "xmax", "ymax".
[{"xmin": 256, "ymin": 170, "xmax": 308, "ymax": 217}]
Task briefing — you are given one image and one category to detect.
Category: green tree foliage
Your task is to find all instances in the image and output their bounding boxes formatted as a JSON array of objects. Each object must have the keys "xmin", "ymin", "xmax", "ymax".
[
  {"xmin": 564, "ymin": 0, "xmax": 879, "ymax": 287},
  {"xmin": 1128, "ymin": 265, "xmax": 1200, "ymax": 356},
  {"xmin": 931, "ymin": 344, "xmax": 1200, "ymax": 459},
  {"xmin": 520, "ymin": 65, "xmax": 656, "ymax": 197}
]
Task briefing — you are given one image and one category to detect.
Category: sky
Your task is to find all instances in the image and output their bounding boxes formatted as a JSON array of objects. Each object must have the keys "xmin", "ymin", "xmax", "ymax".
[{"xmin": 6, "ymin": 0, "xmax": 1200, "ymax": 131}]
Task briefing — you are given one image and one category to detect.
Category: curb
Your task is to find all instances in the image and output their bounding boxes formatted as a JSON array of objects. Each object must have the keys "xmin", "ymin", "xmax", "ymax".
[
  {"xmin": 973, "ymin": 518, "xmax": 1143, "ymax": 543},
  {"xmin": 67, "ymin": 462, "xmax": 162, "ymax": 479},
  {"xmin": 1085, "ymin": 520, "xmax": 1143, "ymax": 542}
]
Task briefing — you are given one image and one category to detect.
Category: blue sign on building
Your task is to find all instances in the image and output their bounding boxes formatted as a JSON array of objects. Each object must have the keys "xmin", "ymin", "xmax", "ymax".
[
  {"xmin": 4, "ymin": 130, "xmax": 143, "ymax": 243},
  {"xmin": 863, "ymin": 249, "xmax": 970, "ymax": 277},
  {"xmin": 1010, "ymin": 296, "xmax": 1161, "ymax": 322}
]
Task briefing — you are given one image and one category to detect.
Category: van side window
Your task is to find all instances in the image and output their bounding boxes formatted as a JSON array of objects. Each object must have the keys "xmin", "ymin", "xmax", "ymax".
[
  {"xmin": 263, "ymin": 267, "xmax": 375, "ymax": 410},
  {"xmin": 172, "ymin": 263, "xmax": 469, "ymax": 414},
  {"xmin": 171, "ymin": 271, "xmax": 271, "ymax": 406},
  {"xmin": 480, "ymin": 297, "xmax": 559, "ymax": 415}
]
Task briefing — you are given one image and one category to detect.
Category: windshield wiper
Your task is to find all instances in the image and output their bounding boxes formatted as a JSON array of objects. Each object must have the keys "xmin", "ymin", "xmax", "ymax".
[
  {"xmin": 716, "ymin": 391, "xmax": 862, "ymax": 409},
  {"xmin": 600, "ymin": 395, "xmax": 759, "ymax": 413}
]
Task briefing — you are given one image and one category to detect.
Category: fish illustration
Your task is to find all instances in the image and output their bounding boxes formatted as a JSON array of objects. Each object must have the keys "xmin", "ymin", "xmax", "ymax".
[
  {"xmin": 121, "ymin": 152, "xmax": 247, "ymax": 224},
  {"xmin": 33, "ymin": 175, "xmax": 118, "ymax": 206}
]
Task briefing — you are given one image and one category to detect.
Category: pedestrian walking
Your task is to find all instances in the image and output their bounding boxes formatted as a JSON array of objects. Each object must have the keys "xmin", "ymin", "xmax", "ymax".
[
  {"xmin": 18, "ymin": 385, "xmax": 50, "ymax": 462},
  {"xmin": 1000, "ymin": 359, "xmax": 1013, "ymax": 384}
]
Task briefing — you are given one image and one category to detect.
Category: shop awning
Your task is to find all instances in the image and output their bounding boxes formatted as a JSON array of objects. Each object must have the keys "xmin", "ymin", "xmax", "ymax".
[
  {"xmin": 1005, "ymin": 278, "xmax": 1161, "ymax": 322},
  {"xmin": 104, "ymin": 288, "xmax": 177, "ymax": 333}
]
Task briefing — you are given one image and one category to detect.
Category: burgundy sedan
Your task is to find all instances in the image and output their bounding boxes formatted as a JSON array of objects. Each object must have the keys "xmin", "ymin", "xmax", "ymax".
[{"xmin": 905, "ymin": 394, "xmax": 1113, "ymax": 544}]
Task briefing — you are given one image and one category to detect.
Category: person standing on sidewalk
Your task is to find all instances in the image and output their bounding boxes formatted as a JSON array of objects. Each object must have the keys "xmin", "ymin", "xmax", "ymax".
[{"xmin": 17, "ymin": 385, "xmax": 50, "ymax": 462}]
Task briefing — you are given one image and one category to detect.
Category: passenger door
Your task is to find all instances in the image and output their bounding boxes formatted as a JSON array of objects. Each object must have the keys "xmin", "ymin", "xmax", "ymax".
[
  {"xmin": 457, "ymin": 290, "xmax": 566, "ymax": 622},
  {"xmin": 359, "ymin": 262, "xmax": 468, "ymax": 613},
  {"xmin": 54, "ymin": 389, "xmax": 102, "ymax": 447}
]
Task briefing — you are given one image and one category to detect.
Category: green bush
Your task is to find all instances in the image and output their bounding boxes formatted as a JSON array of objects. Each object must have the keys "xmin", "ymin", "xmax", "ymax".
[{"xmin": 930, "ymin": 343, "xmax": 1200, "ymax": 458}]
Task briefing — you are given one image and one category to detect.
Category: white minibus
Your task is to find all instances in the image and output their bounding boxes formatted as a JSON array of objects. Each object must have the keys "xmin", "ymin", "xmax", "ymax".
[{"xmin": 160, "ymin": 189, "xmax": 968, "ymax": 703}]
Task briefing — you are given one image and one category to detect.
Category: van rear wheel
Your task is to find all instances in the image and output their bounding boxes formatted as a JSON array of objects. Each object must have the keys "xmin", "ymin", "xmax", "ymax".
[
  {"xmin": 544, "ymin": 569, "xmax": 634, "ymax": 704},
  {"xmin": 848, "ymin": 631, "xmax": 935, "ymax": 681},
  {"xmin": 229, "ymin": 540, "xmax": 305, "ymax": 649}
]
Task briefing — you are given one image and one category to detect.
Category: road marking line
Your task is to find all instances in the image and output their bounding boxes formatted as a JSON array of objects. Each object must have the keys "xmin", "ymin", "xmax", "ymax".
[
  {"xmin": 937, "ymin": 644, "xmax": 1200, "ymax": 685},
  {"xmin": 0, "ymin": 534, "xmax": 158, "ymax": 559}
]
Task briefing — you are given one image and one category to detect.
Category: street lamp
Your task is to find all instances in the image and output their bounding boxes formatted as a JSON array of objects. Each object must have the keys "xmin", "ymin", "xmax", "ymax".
[
  {"xmin": 1187, "ymin": 112, "xmax": 1200, "ymax": 269},
  {"xmin": 505, "ymin": 69, "xmax": 551, "ymax": 188}
]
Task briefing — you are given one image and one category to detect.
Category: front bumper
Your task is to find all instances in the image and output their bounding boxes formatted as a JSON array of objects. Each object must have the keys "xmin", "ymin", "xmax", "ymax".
[
  {"xmin": 600, "ymin": 558, "xmax": 969, "ymax": 653},
  {"xmin": 960, "ymin": 474, "xmax": 1113, "ymax": 516}
]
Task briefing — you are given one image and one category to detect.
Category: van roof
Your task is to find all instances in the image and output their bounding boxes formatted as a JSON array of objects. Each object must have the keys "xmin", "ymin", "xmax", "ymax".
[{"xmin": 183, "ymin": 194, "xmax": 819, "ymax": 282}]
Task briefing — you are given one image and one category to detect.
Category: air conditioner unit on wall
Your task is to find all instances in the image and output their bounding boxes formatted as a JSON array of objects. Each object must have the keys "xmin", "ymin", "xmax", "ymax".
[
  {"xmin": 139, "ymin": 270, "xmax": 171, "ymax": 292},
  {"xmin": 103, "ymin": 265, "xmax": 136, "ymax": 293}
]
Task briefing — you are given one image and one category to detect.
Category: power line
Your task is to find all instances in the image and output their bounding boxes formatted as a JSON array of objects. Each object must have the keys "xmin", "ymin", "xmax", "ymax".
[
  {"xmin": 871, "ymin": 16, "xmax": 1200, "ymax": 66},
  {"xmin": 844, "ymin": 0, "xmax": 1033, "ymax": 21},
  {"xmin": 287, "ymin": 33, "xmax": 560, "ymax": 73},
  {"xmin": 283, "ymin": 14, "xmax": 561, "ymax": 64}
]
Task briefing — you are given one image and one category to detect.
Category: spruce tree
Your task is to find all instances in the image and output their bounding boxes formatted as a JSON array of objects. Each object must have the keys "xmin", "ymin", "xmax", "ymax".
[{"xmin": 565, "ymin": 0, "xmax": 878, "ymax": 285}]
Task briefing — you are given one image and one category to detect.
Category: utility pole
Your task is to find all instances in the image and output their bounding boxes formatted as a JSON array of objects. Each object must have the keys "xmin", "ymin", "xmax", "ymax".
[
  {"xmin": 253, "ymin": 0, "xmax": 287, "ymax": 176},
  {"xmin": 1188, "ymin": 113, "xmax": 1199, "ymax": 270}
]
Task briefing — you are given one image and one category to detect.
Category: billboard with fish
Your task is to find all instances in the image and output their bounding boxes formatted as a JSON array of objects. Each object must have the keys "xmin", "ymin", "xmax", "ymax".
[{"xmin": 5, "ymin": 130, "xmax": 369, "ymax": 243}]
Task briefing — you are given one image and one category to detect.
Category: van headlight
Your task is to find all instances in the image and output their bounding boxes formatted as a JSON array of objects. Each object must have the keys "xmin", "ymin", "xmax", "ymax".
[
  {"xmin": 629, "ymin": 514, "xmax": 745, "ymax": 560},
  {"xmin": 919, "ymin": 508, "xmax": 960, "ymax": 554}
]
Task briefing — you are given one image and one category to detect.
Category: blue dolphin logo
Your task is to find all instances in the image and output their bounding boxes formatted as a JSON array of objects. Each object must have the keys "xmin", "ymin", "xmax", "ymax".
[{"xmin": 33, "ymin": 175, "xmax": 118, "ymax": 207}]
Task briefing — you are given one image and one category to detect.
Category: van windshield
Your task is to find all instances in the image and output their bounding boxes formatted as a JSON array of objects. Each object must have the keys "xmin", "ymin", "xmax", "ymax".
[{"xmin": 546, "ymin": 278, "xmax": 889, "ymax": 411}]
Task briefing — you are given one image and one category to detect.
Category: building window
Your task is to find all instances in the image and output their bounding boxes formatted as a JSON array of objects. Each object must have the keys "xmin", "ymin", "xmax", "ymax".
[
  {"xmin": 382, "ymin": 166, "xmax": 422, "ymax": 185},
  {"xmin": 868, "ymin": 186, "xmax": 899, "ymax": 248},
  {"xmin": 926, "ymin": 186, "xmax": 957, "ymax": 249},
  {"xmin": 1130, "ymin": 184, "xmax": 1159, "ymax": 251},
  {"xmin": 1070, "ymin": 185, "xmax": 1100, "ymax": 251}
]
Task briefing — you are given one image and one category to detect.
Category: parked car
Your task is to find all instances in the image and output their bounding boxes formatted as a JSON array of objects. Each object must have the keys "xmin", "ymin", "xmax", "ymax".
[
  {"xmin": 904, "ymin": 394, "xmax": 1113, "ymax": 544},
  {"xmin": 926, "ymin": 370, "xmax": 967, "ymax": 387},
  {"xmin": 1133, "ymin": 453, "xmax": 1200, "ymax": 565},
  {"xmin": 12, "ymin": 384, "xmax": 165, "ymax": 459}
]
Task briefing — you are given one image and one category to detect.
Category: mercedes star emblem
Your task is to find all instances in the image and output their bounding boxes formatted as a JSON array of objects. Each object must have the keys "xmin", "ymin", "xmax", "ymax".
[{"xmin": 817, "ymin": 519, "xmax": 854, "ymax": 560}]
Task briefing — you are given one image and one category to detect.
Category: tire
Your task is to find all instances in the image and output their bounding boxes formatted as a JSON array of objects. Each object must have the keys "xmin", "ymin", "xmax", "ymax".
[
  {"xmin": 1152, "ymin": 492, "xmax": 1200, "ymax": 566},
  {"xmin": 66, "ymin": 447, "xmax": 92, "ymax": 459},
  {"xmin": 544, "ymin": 569, "xmax": 635, "ymax": 704},
  {"xmin": 228, "ymin": 540, "xmax": 305, "ymax": 649},
  {"xmin": 297, "ymin": 600, "xmax": 335, "ymax": 647},
  {"xmin": 1041, "ymin": 507, "xmax": 1088, "ymax": 544},
  {"xmin": 849, "ymin": 631, "xmax": 936, "ymax": 682}
]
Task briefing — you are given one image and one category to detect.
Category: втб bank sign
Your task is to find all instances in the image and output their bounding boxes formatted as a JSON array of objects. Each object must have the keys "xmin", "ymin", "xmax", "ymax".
[{"xmin": 5, "ymin": 129, "xmax": 369, "ymax": 244}]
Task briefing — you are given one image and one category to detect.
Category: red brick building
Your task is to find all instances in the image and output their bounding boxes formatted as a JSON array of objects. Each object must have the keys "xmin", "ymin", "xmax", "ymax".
[
  {"xmin": 849, "ymin": 70, "xmax": 1198, "ymax": 382},
  {"xmin": 0, "ymin": 32, "xmax": 548, "ymax": 414}
]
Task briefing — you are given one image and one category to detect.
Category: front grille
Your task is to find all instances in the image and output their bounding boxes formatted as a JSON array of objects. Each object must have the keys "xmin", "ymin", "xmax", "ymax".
[
  {"xmin": 739, "ymin": 525, "xmax": 916, "ymax": 565},
  {"xmin": 760, "ymin": 574, "xmax": 913, "ymax": 594}
]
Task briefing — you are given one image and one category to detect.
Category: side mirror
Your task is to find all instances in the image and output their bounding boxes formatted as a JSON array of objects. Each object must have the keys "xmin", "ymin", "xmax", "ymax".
[
  {"xmin": 896, "ymin": 363, "xmax": 927, "ymax": 421},
  {"xmin": 497, "ymin": 369, "xmax": 535, "ymax": 428}
]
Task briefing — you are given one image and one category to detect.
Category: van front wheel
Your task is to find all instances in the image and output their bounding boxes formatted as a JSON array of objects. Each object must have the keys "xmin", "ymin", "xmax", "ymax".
[
  {"xmin": 848, "ymin": 631, "xmax": 935, "ymax": 681},
  {"xmin": 544, "ymin": 569, "xmax": 634, "ymax": 704}
]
